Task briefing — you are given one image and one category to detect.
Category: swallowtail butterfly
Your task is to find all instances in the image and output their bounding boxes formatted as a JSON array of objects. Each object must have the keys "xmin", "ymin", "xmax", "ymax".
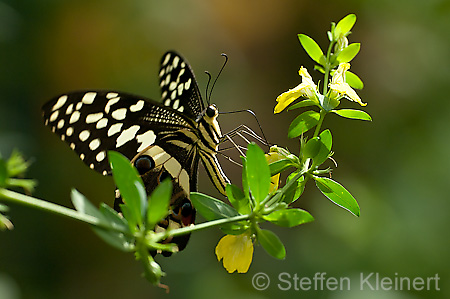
[{"xmin": 42, "ymin": 51, "xmax": 231, "ymax": 255}]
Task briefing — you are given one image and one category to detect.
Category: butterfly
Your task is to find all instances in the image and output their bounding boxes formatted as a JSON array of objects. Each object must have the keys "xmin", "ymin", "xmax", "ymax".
[{"xmin": 42, "ymin": 51, "xmax": 230, "ymax": 256}]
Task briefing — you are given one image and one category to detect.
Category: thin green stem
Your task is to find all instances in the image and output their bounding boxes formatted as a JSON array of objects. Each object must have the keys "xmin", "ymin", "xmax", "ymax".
[
  {"xmin": 313, "ymin": 109, "xmax": 327, "ymax": 138},
  {"xmin": 322, "ymin": 41, "xmax": 335, "ymax": 96},
  {"xmin": 160, "ymin": 214, "xmax": 249, "ymax": 239},
  {"xmin": 0, "ymin": 188, "xmax": 129, "ymax": 234}
]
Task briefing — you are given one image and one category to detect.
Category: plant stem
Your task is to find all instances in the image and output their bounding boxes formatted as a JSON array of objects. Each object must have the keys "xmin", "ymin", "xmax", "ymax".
[
  {"xmin": 161, "ymin": 214, "xmax": 250, "ymax": 239},
  {"xmin": 313, "ymin": 109, "xmax": 327, "ymax": 138},
  {"xmin": 322, "ymin": 41, "xmax": 335, "ymax": 96},
  {"xmin": 0, "ymin": 188, "xmax": 129, "ymax": 234}
]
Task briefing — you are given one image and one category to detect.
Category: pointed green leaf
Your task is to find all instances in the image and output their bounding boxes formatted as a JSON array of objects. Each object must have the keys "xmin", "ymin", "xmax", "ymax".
[
  {"xmin": 191, "ymin": 192, "xmax": 240, "ymax": 221},
  {"xmin": 257, "ymin": 229, "xmax": 286, "ymax": 260},
  {"xmin": 288, "ymin": 111, "xmax": 320, "ymax": 138},
  {"xmin": 120, "ymin": 204, "xmax": 137, "ymax": 232},
  {"xmin": 71, "ymin": 190, "xmax": 133, "ymax": 250},
  {"xmin": 298, "ymin": 34, "xmax": 325, "ymax": 65},
  {"xmin": 99, "ymin": 203, "xmax": 130, "ymax": 233},
  {"xmin": 319, "ymin": 129, "xmax": 332, "ymax": 148},
  {"xmin": 304, "ymin": 137, "xmax": 321, "ymax": 160},
  {"xmin": 71, "ymin": 189, "xmax": 103, "ymax": 218},
  {"xmin": 146, "ymin": 179, "xmax": 172, "ymax": 229},
  {"xmin": 282, "ymin": 171, "xmax": 305, "ymax": 203},
  {"xmin": 268, "ymin": 159, "xmax": 292, "ymax": 176},
  {"xmin": 226, "ymin": 184, "xmax": 250, "ymax": 214},
  {"xmin": 314, "ymin": 177, "xmax": 360, "ymax": 216},
  {"xmin": 336, "ymin": 43, "xmax": 360, "ymax": 63},
  {"xmin": 311, "ymin": 129, "xmax": 333, "ymax": 167},
  {"xmin": 246, "ymin": 143, "xmax": 271, "ymax": 204},
  {"xmin": 93, "ymin": 225, "xmax": 134, "ymax": 252},
  {"xmin": 332, "ymin": 109, "xmax": 372, "ymax": 121},
  {"xmin": 108, "ymin": 151, "xmax": 147, "ymax": 227},
  {"xmin": 263, "ymin": 208, "xmax": 314, "ymax": 227},
  {"xmin": 241, "ymin": 157, "xmax": 250, "ymax": 201},
  {"xmin": 335, "ymin": 14, "xmax": 356, "ymax": 38},
  {"xmin": 6, "ymin": 150, "xmax": 30, "ymax": 177},
  {"xmin": 287, "ymin": 99, "xmax": 318, "ymax": 111},
  {"xmin": 346, "ymin": 71, "xmax": 364, "ymax": 89}
]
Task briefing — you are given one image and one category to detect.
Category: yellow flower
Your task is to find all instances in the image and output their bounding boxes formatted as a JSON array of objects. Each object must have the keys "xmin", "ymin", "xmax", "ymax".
[
  {"xmin": 274, "ymin": 67, "xmax": 317, "ymax": 113},
  {"xmin": 329, "ymin": 63, "xmax": 366, "ymax": 106},
  {"xmin": 265, "ymin": 148, "xmax": 283, "ymax": 193},
  {"xmin": 215, "ymin": 233, "xmax": 254, "ymax": 273}
]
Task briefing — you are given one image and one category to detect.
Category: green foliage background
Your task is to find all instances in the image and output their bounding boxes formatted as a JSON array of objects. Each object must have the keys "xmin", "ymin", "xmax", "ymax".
[{"xmin": 1, "ymin": 0, "xmax": 449, "ymax": 298}]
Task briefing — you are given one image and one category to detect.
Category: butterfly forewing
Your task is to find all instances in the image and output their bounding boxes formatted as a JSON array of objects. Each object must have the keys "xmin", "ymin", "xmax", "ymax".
[
  {"xmin": 159, "ymin": 51, "xmax": 205, "ymax": 120},
  {"xmin": 42, "ymin": 91, "xmax": 191, "ymax": 176},
  {"xmin": 42, "ymin": 51, "xmax": 231, "ymax": 255}
]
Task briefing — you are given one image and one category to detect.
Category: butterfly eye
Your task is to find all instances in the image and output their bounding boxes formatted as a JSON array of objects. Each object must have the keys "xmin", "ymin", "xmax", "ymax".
[
  {"xmin": 206, "ymin": 104, "xmax": 217, "ymax": 118},
  {"xmin": 134, "ymin": 155, "xmax": 155, "ymax": 175}
]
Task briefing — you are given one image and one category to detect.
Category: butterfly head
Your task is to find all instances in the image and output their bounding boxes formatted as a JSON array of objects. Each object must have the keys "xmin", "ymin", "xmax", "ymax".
[{"xmin": 201, "ymin": 104, "xmax": 222, "ymax": 140}]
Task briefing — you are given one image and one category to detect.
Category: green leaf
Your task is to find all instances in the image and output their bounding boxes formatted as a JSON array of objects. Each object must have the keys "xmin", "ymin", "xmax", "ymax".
[
  {"xmin": 303, "ymin": 137, "xmax": 321, "ymax": 160},
  {"xmin": 287, "ymin": 99, "xmax": 317, "ymax": 111},
  {"xmin": 241, "ymin": 157, "xmax": 250, "ymax": 201},
  {"xmin": 288, "ymin": 111, "xmax": 320, "ymax": 138},
  {"xmin": 282, "ymin": 171, "xmax": 305, "ymax": 203},
  {"xmin": 71, "ymin": 189, "xmax": 104, "ymax": 219},
  {"xmin": 226, "ymin": 184, "xmax": 250, "ymax": 214},
  {"xmin": 96, "ymin": 204, "xmax": 133, "ymax": 251},
  {"xmin": 319, "ymin": 129, "xmax": 332, "ymax": 148},
  {"xmin": 0, "ymin": 158, "xmax": 7, "ymax": 187},
  {"xmin": 298, "ymin": 34, "xmax": 325, "ymax": 65},
  {"xmin": 99, "ymin": 203, "xmax": 130, "ymax": 232},
  {"xmin": 311, "ymin": 129, "xmax": 333, "ymax": 167},
  {"xmin": 257, "ymin": 229, "xmax": 286, "ymax": 260},
  {"xmin": 108, "ymin": 151, "xmax": 147, "ymax": 228},
  {"xmin": 94, "ymin": 226, "xmax": 134, "ymax": 251},
  {"xmin": 346, "ymin": 71, "xmax": 364, "ymax": 89},
  {"xmin": 314, "ymin": 177, "xmax": 360, "ymax": 216},
  {"xmin": 191, "ymin": 192, "xmax": 240, "ymax": 221},
  {"xmin": 146, "ymin": 179, "xmax": 172, "ymax": 229},
  {"xmin": 332, "ymin": 109, "xmax": 372, "ymax": 121},
  {"xmin": 336, "ymin": 43, "xmax": 360, "ymax": 63},
  {"xmin": 6, "ymin": 150, "xmax": 30, "ymax": 177},
  {"xmin": 335, "ymin": 14, "xmax": 356, "ymax": 38},
  {"xmin": 263, "ymin": 208, "xmax": 314, "ymax": 227},
  {"xmin": 268, "ymin": 159, "xmax": 292, "ymax": 176},
  {"xmin": 246, "ymin": 143, "xmax": 271, "ymax": 205},
  {"xmin": 120, "ymin": 204, "xmax": 137, "ymax": 232},
  {"xmin": 71, "ymin": 190, "xmax": 133, "ymax": 250}
]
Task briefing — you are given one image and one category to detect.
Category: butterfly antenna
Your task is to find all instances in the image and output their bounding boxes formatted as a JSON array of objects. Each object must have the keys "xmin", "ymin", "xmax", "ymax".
[
  {"xmin": 208, "ymin": 53, "xmax": 228, "ymax": 103},
  {"xmin": 204, "ymin": 71, "xmax": 213, "ymax": 105}
]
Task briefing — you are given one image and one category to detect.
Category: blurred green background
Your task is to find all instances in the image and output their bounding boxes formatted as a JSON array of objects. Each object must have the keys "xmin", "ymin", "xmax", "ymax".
[{"xmin": 1, "ymin": 0, "xmax": 449, "ymax": 298}]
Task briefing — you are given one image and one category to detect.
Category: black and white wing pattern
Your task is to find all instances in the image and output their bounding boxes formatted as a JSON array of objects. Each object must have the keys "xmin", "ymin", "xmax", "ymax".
[{"xmin": 42, "ymin": 51, "xmax": 230, "ymax": 255}]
